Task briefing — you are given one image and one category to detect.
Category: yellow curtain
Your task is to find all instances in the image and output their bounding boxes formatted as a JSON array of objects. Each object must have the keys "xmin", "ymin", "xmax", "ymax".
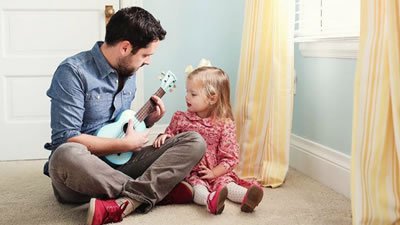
[
  {"xmin": 352, "ymin": 0, "xmax": 400, "ymax": 224},
  {"xmin": 234, "ymin": 0, "xmax": 294, "ymax": 187}
]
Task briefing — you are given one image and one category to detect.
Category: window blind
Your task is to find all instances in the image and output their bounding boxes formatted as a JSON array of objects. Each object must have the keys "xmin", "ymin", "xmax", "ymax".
[{"xmin": 295, "ymin": 0, "xmax": 360, "ymax": 42}]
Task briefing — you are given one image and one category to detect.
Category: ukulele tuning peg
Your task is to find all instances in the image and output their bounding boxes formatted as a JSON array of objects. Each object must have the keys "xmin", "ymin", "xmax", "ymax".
[{"xmin": 159, "ymin": 71, "xmax": 166, "ymax": 80}]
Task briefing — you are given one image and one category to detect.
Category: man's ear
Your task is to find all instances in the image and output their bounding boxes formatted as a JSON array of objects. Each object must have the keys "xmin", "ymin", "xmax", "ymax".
[{"xmin": 119, "ymin": 40, "xmax": 132, "ymax": 56}]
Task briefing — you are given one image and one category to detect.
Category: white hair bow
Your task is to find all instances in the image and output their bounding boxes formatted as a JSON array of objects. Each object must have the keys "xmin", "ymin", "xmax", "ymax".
[{"xmin": 184, "ymin": 58, "xmax": 212, "ymax": 75}]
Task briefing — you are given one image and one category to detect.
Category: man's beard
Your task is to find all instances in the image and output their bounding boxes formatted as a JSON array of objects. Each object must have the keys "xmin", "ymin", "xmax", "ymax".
[
  {"xmin": 116, "ymin": 65, "xmax": 135, "ymax": 77},
  {"xmin": 116, "ymin": 56, "xmax": 136, "ymax": 77}
]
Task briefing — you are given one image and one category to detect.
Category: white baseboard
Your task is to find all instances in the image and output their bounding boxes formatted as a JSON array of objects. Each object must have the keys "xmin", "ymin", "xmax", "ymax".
[{"xmin": 289, "ymin": 134, "xmax": 351, "ymax": 198}]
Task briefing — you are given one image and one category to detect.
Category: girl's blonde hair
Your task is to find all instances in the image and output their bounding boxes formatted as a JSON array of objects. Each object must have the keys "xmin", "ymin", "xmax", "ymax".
[{"xmin": 187, "ymin": 66, "xmax": 234, "ymax": 121}]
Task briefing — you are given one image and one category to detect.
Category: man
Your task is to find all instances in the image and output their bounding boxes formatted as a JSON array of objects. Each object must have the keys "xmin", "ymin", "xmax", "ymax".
[{"xmin": 43, "ymin": 6, "xmax": 205, "ymax": 225}]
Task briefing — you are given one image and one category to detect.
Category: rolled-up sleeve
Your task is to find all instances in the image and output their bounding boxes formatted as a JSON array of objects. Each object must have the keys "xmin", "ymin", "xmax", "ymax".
[
  {"xmin": 164, "ymin": 112, "xmax": 180, "ymax": 136},
  {"xmin": 47, "ymin": 63, "xmax": 85, "ymax": 146}
]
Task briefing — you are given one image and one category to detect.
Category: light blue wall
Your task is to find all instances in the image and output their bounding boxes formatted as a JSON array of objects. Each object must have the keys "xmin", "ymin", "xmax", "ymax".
[
  {"xmin": 139, "ymin": 2, "xmax": 354, "ymax": 157},
  {"xmin": 293, "ymin": 44, "xmax": 356, "ymax": 155},
  {"xmin": 141, "ymin": 1, "xmax": 245, "ymax": 124}
]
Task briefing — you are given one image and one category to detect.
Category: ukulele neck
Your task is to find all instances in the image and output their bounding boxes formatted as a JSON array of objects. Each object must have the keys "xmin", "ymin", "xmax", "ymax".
[{"xmin": 135, "ymin": 88, "xmax": 166, "ymax": 122}]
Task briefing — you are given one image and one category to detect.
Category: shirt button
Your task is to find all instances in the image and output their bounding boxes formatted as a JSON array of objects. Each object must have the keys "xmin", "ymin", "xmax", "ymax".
[
  {"xmin": 116, "ymin": 80, "xmax": 118, "ymax": 83},
  {"xmin": 97, "ymin": 95, "xmax": 100, "ymax": 99}
]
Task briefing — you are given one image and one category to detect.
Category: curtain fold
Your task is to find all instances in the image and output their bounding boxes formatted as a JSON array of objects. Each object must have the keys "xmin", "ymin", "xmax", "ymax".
[
  {"xmin": 351, "ymin": 0, "xmax": 400, "ymax": 224},
  {"xmin": 234, "ymin": 0, "xmax": 294, "ymax": 187}
]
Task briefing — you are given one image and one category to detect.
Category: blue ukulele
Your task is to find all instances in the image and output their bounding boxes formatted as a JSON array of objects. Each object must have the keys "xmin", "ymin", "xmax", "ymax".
[{"xmin": 96, "ymin": 71, "xmax": 177, "ymax": 166}]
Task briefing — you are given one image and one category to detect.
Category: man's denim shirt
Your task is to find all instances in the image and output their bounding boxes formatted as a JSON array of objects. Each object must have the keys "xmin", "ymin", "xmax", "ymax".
[{"xmin": 46, "ymin": 42, "xmax": 136, "ymax": 150}]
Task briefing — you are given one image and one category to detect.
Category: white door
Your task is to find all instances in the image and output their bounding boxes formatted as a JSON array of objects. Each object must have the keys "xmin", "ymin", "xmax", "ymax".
[{"xmin": 0, "ymin": 0, "xmax": 119, "ymax": 160}]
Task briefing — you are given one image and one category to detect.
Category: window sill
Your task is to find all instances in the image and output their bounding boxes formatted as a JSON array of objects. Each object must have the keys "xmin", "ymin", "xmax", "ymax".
[{"xmin": 296, "ymin": 37, "xmax": 359, "ymax": 59}]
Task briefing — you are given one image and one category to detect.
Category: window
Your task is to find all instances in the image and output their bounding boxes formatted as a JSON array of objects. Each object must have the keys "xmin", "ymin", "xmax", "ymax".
[{"xmin": 295, "ymin": 0, "xmax": 360, "ymax": 58}]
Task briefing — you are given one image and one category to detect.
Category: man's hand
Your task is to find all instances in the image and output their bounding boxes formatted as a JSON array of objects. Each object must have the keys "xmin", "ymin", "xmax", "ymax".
[
  {"xmin": 123, "ymin": 119, "xmax": 149, "ymax": 151},
  {"xmin": 145, "ymin": 95, "xmax": 166, "ymax": 128},
  {"xmin": 153, "ymin": 133, "xmax": 172, "ymax": 148}
]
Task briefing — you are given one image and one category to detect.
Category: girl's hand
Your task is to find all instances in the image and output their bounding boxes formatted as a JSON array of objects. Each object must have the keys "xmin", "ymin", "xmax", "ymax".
[
  {"xmin": 198, "ymin": 165, "xmax": 216, "ymax": 180},
  {"xmin": 153, "ymin": 133, "xmax": 172, "ymax": 148}
]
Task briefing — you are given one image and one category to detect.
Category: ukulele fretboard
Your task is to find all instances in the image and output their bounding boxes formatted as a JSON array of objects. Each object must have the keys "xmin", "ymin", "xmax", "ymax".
[{"xmin": 135, "ymin": 88, "xmax": 166, "ymax": 122}]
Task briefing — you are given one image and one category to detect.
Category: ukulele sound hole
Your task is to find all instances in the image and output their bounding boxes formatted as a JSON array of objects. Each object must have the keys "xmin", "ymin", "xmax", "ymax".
[{"xmin": 123, "ymin": 123, "xmax": 128, "ymax": 133}]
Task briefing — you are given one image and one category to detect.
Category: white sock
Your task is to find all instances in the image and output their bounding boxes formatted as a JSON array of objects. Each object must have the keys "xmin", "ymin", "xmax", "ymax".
[
  {"xmin": 227, "ymin": 182, "xmax": 247, "ymax": 203},
  {"xmin": 193, "ymin": 184, "xmax": 210, "ymax": 205}
]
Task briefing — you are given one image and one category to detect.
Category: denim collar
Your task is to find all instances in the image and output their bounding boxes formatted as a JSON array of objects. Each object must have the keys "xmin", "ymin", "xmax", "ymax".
[{"xmin": 91, "ymin": 41, "xmax": 115, "ymax": 79}]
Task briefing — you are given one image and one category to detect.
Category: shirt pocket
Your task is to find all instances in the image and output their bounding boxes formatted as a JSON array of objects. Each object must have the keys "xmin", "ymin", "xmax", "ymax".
[
  {"xmin": 83, "ymin": 92, "xmax": 114, "ymax": 127},
  {"xmin": 122, "ymin": 90, "xmax": 135, "ymax": 109}
]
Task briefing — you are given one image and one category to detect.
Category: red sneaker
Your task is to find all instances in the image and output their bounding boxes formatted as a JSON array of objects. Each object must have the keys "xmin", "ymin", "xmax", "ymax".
[
  {"xmin": 207, "ymin": 186, "xmax": 228, "ymax": 215},
  {"xmin": 158, "ymin": 181, "xmax": 194, "ymax": 205},
  {"xmin": 241, "ymin": 185, "xmax": 264, "ymax": 213},
  {"xmin": 86, "ymin": 198, "xmax": 128, "ymax": 225}
]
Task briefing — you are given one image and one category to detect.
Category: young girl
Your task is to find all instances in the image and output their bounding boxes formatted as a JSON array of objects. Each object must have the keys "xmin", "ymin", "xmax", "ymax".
[{"xmin": 153, "ymin": 66, "xmax": 263, "ymax": 215}]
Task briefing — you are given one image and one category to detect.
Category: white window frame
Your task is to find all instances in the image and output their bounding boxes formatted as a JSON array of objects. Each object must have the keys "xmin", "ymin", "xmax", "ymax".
[{"xmin": 295, "ymin": 0, "xmax": 360, "ymax": 59}]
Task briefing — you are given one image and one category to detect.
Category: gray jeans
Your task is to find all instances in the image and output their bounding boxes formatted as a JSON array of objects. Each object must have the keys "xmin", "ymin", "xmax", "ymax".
[{"xmin": 48, "ymin": 131, "xmax": 205, "ymax": 213}]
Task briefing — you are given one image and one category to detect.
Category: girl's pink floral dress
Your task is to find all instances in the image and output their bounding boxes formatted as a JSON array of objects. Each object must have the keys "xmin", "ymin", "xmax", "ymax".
[{"xmin": 164, "ymin": 111, "xmax": 258, "ymax": 192}]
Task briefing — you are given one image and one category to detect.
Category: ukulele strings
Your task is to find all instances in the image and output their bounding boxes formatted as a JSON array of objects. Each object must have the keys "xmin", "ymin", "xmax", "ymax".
[
  {"xmin": 118, "ymin": 78, "xmax": 171, "ymax": 136},
  {"xmin": 118, "ymin": 95, "xmax": 156, "ymax": 137}
]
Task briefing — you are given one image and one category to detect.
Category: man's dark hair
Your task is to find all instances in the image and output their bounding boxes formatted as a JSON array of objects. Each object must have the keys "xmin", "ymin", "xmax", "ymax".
[{"xmin": 105, "ymin": 7, "xmax": 166, "ymax": 54}]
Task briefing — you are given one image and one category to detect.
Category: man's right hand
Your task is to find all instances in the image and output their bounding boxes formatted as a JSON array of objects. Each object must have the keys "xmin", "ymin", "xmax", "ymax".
[
  {"xmin": 67, "ymin": 119, "xmax": 149, "ymax": 155},
  {"xmin": 123, "ymin": 119, "xmax": 149, "ymax": 151}
]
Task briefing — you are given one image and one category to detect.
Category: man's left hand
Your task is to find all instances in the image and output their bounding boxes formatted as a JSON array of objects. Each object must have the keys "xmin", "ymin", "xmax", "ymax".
[{"xmin": 145, "ymin": 95, "xmax": 165, "ymax": 127}]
